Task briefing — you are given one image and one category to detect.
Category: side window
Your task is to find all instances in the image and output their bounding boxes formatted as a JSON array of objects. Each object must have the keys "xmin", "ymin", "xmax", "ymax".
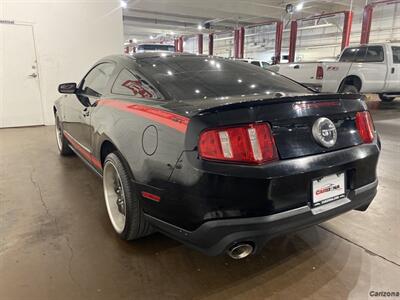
[
  {"xmin": 364, "ymin": 46, "xmax": 384, "ymax": 62},
  {"xmin": 251, "ymin": 61, "xmax": 261, "ymax": 67},
  {"xmin": 112, "ymin": 69, "xmax": 159, "ymax": 99},
  {"xmin": 392, "ymin": 46, "xmax": 400, "ymax": 63},
  {"xmin": 81, "ymin": 63, "xmax": 115, "ymax": 97},
  {"xmin": 339, "ymin": 47, "xmax": 358, "ymax": 62},
  {"xmin": 261, "ymin": 62, "xmax": 269, "ymax": 68},
  {"xmin": 354, "ymin": 47, "xmax": 367, "ymax": 62}
]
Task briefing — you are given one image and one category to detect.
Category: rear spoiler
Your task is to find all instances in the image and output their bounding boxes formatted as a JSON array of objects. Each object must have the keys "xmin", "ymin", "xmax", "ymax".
[{"xmin": 192, "ymin": 93, "xmax": 364, "ymax": 117}]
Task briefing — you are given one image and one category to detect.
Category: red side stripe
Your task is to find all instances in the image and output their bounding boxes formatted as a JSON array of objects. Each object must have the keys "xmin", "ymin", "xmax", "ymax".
[
  {"xmin": 141, "ymin": 191, "xmax": 161, "ymax": 202},
  {"xmin": 63, "ymin": 131, "xmax": 102, "ymax": 170},
  {"xmin": 97, "ymin": 99, "xmax": 189, "ymax": 133}
]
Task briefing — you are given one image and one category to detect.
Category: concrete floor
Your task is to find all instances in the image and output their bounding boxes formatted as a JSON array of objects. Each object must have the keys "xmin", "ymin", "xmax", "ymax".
[{"xmin": 0, "ymin": 99, "xmax": 399, "ymax": 300}]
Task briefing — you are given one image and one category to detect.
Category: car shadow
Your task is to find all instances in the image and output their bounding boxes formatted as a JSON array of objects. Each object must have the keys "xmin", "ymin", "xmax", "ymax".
[{"xmin": 109, "ymin": 225, "xmax": 361, "ymax": 299}]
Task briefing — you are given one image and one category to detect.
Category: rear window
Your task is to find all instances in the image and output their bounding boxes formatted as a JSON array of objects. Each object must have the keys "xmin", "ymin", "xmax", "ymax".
[
  {"xmin": 340, "ymin": 47, "xmax": 358, "ymax": 62},
  {"xmin": 354, "ymin": 47, "xmax": 367, "ymax": 62},
  {"xmin": 392, "ymin": 46, "xmax": 400, "ymax": 63},
  {"xmin": 135, "ymin": 56, "xmax": 311, "ymax": 100}
]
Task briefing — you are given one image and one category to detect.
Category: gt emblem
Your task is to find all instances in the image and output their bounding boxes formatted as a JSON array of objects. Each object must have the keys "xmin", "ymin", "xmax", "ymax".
[{"xmin": 312, "ymin": 117, "xmax": 337, "ymax": 148}]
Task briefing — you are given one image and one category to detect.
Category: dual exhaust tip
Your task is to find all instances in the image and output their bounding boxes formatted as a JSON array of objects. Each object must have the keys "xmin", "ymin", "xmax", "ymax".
[{"xmin": 227, "ymin": 242, "xmax": 254, "ymax": 259}]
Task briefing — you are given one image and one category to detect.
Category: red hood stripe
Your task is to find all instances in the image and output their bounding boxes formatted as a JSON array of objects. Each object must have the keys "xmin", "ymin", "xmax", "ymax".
[{"xmin": 98, "ymin": 99, "xmax": 189, "ymax": 133}]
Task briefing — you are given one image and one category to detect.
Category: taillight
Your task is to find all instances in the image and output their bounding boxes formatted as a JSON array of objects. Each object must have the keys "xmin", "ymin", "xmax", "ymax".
[
  {"xmin": 316, "ymin": 66, "xmax": 324, "ymax": 80},
  {"xmin": 198, "ymin": 123, "xmax": 278, "ymax": 164},
  {"xmin": 355, "ymin": 111, "xmax": 375, "ymax": 143}
]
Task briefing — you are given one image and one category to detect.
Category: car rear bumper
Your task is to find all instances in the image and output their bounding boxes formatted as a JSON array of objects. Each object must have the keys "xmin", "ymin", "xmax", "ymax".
[{"xmin": 145, "ymin": 178, "xmax": 377, "ymax": 256}]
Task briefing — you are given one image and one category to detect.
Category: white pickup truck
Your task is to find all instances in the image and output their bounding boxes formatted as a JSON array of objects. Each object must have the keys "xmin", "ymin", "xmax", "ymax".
[{"xmin": 269, "ymin": 43, "xmax": 400, "ymax": 102}]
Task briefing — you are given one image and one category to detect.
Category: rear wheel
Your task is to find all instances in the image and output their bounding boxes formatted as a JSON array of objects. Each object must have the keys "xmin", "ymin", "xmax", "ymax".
[
  {"xmin": 103, "ymin": 152, "xmax": 153, "ymax": 240},
  {"xmin": 55, "ymin": 115, "xmax": 73, "ymax": 156},
  {"xmin": 339, "ymin": 84, "xmax": 359, "ymax": 94},
  {"xmin": 378, "ymin": 94, "xmax": 395, "ymax": 102}
]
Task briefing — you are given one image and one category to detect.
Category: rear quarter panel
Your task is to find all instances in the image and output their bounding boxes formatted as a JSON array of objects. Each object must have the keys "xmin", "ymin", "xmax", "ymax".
[
  {"xmin": 90, "ymin": 97, "xmax": 187, "ymax": 190},
  {"xmin": 321, "ymin": 62, "xmax": 352, "ymax": 92},
  {"xmin": 274, "ymin": 62, "xmax": 321, "ymax": 85}
]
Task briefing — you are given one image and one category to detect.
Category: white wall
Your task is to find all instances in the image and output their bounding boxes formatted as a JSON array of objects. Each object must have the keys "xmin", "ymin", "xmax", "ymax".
[{"xmin": 0, "ymin": 0, "xmax": 124, "ymax": 125}]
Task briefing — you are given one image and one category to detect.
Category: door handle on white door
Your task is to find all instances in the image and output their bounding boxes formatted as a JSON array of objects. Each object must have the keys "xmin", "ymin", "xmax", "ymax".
[{"xmin": 28, "ymin": 73, "xmax": 38, "ymax": 78}]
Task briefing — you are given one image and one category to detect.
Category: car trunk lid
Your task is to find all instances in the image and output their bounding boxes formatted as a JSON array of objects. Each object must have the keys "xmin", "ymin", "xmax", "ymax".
[{"xmin": 180, "ymin": 93, "xmax": 367, "ymax": 160}]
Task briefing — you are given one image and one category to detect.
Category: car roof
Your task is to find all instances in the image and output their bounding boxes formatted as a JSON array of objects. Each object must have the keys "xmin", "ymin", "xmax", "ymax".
[{"xmin": 99, "ymin": 52, "xmax": 219, "ymax": 64}]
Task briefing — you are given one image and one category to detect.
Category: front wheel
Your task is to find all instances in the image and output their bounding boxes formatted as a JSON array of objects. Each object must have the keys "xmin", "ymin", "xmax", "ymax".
[
  {"xmin": 55, "ymin": 115, "xmax": 73, "ymax": 156},
  {"xmin": 103, "ymin": 152, "xmax": 153, "ymax": 240},
  {"xmin": 378, "ymin": 94, "xmax": 395, "ymax": 102}
]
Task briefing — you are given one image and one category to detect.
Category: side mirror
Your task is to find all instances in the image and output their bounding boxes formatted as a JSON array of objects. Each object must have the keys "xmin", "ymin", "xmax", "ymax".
[{"xmin": 58, "ymin": 82, "xmax": 77, "ymax": 94}]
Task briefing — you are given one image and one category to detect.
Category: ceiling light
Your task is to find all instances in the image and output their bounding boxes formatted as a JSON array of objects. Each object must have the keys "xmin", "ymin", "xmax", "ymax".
[
  {"xmin": 296, "ymin": 2, "xmax": 304, "ymax": 11},
  {"xmin": 132, "ymin": 38, "xmax": 137, "ymax": 43},
  {"xmin": 120, "ymin": 0, "xmax": 127, "ymax": 8},
  {"xmin": 197, "ymin": 24, "xmax": 203, "ymax": 30},
  {"xmin": 170, "ymin": 31, "xmax": 175, "ymax": 35},
  {"xmin": 149, "ymin": 35, "xmax": 154, "ymax": 40}
]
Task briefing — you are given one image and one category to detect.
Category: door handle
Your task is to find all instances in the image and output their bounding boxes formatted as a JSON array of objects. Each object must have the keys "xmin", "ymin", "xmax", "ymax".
[
  {"xmin": 391, "ymin": 67, "xmax": 395, "ymax": 74},
  {"xmin": 28, "ymin": 73, "xmax": 38, "ymax": 78},
  {"xmin": 294, "ymin": 65, "xmax": 300, "ymax": 69}
]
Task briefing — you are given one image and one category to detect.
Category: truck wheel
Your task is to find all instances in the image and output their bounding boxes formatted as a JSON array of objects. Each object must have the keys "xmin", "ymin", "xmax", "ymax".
[
  {"xmin": 378, "ymin": 94, "xmax": 395, "ymax": 102},
  {"xmin": 103, "ymin": 152, "xmax": 153, "ymax": 240},
  {"xmin": 339, "ymin": 85, "xmax": 359, "ymax": 94},
  {"xmin": 55, "ymin": 115, "xmax": 74, "ymax": 156}
]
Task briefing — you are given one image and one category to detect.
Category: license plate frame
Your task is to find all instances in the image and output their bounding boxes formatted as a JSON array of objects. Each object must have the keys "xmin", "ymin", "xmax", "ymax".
[{"xmin": 312, "ymin": 172, "xmax": 346, "ymax": 207}]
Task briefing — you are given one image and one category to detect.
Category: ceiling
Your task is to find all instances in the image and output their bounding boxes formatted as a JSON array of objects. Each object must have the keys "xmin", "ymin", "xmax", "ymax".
[{"xmin": 123, "ymin": 0, "xmax": 368, "ymax": 43}]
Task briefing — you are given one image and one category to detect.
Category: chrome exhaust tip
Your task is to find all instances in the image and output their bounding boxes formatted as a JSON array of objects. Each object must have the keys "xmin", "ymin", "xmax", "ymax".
[{"xmin": 227, "ymin": 243, "xmax": 254, "ymax": 259}]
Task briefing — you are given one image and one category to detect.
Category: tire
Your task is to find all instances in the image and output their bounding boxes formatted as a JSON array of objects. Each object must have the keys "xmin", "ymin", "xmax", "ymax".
[
  {"xmin": 103, "ymin": 152, "xmax": 153, "ymax": 240},
  {"xmin": 55, "ymin": 114, "xmax": 74, "ymax": 156},
  {"xmin": 378, "ymin": 94, "xmax": 395, "ymax": 102},
  {"xmin": 339, "ymin": 84, "xmax": 359, "ymax": 94}
]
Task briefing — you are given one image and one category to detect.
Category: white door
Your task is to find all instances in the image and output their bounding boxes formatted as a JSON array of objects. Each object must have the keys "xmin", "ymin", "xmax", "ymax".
[
  {"xmin": 385, "ymin": 45, "xmax": 400, "ymax": 92},
  {"xmin": 0, "ymin": 24, "xmax": 43, "ymax": 128}
]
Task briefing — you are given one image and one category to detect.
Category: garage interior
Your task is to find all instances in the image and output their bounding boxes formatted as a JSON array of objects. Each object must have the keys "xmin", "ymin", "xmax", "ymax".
[{"xmin": 0, "ymin": 0, "xmax": 399, "ymax": 299}]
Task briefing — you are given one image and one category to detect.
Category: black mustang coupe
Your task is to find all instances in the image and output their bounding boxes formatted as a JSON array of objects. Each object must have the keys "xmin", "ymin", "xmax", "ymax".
[{"xmin": 54, "ymin": 53, "xmax": 380, "ymax": 259}]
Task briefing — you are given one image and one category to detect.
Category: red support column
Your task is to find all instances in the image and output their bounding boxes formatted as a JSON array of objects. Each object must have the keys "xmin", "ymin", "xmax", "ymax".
[
  {"xmin": 288, "ymin": 20, "xmax": 298, "ymax": 63},
  {"xmin": 238, "ymin": 27, "xmax": 245, "ymax": 59},
  {"xmin": 198, "ymin": 34, "xmax": 203, "ymax": 54},
  {"xmin": 174, "ymin": 39, "xmax": 179, "ymax": 52},
  {"xmin": 274, "ymin": 21, "xmax": 283, "ymax": 64},
  {"xmin": 233, "ymin": 29, "xmax": 240, "ymax": 58},
  {"xmin": 178, "ymin": 36, "xmax": 184, "ymax": 52},
  {"xmin": 341, "ymin": 11, "xmax": 353, "ymax": 50},
  {"xmin": 360, "ymin": 4, "xmax": 373, "ymax": 44},
  {"xmin": 208, "ymin": 33, "xmax": 214, "ymax": 55}
]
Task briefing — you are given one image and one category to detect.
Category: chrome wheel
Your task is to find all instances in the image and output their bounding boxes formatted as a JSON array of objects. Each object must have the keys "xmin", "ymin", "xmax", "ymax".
[
  {"xmin": 103, "ymin": 161, "xmax": 126, "ymax": 234},
  {"xmin": 55, "ymin": 118, "xmax": 63, "ymax": 150}
]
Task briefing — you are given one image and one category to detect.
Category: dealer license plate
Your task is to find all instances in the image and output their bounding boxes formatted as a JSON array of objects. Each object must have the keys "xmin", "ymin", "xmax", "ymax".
[{"xmin": 312, "ymin": 173, "xmax": 346, "ymax": 206}]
